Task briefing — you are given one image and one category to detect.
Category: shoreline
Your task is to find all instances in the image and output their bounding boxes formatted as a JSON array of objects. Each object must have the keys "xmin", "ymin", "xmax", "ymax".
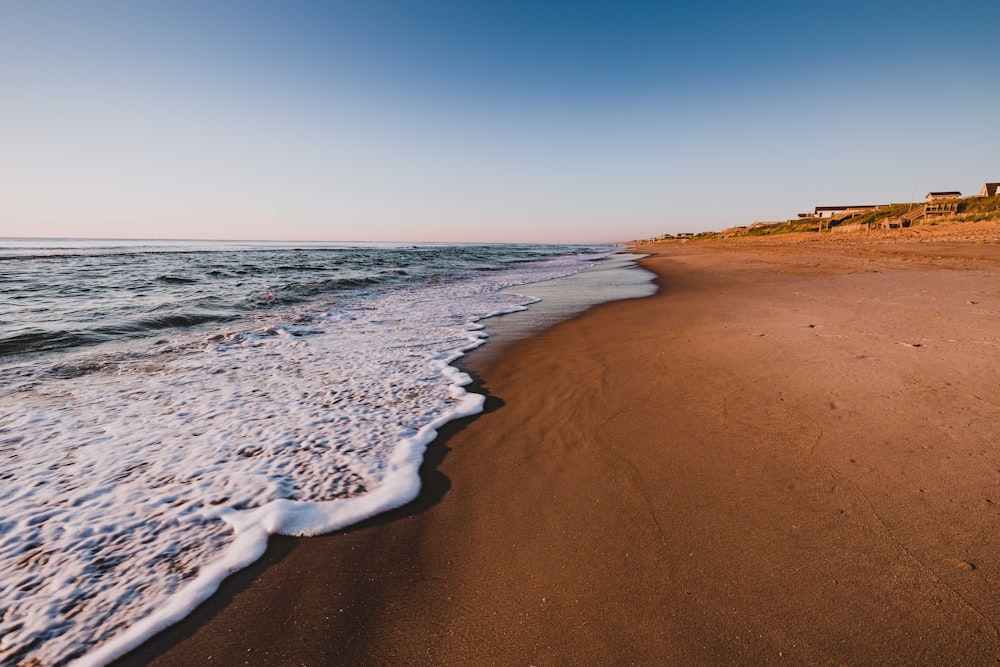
[
  {"xmin": 108, "ymin": 250, "xmax": 654, "ymax": 665},
  {"xmin": 460, "ymin": 250, "xmax": 655, "ymax": 369},
  {"xmin": 126, "ymin": 231, "xmax": 1000, "ymax": 665}
]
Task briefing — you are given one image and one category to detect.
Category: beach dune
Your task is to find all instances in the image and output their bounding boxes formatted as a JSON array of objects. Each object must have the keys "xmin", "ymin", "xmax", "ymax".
[{"xmin": 132, "ymin": 232, "xmax": 1000, "ymax": 665}]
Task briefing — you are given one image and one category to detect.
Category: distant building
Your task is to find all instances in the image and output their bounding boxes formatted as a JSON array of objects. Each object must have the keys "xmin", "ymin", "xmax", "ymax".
[
  {"xmin": 979, "ymin": 183, "xmax": 999, "ymax": 197},
  {"xmin": 924, "ymin": 192, "xmax": 963, "ymax": 218},
  {"xmin": 813, "ymin": 205, "xmax": 882, "ymax": 219},
  {"xmin": 926, "ymin": 191, "xmax": 961, "ymax": 202}
]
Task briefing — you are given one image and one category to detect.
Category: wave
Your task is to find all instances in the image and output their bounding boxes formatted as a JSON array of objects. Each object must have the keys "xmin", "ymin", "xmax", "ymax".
[
  {"xmin": 0, "ymin": 313, "xmax": 234, "ymax": 359},
  {"xmin": 268, "ymin": 275, "xmax": 390, "ymax": 304},
  {"xmin": 156, "ymin": 275, "xmax": 199, "ymax": 285},
  {"xmin": 0, "ymin": 329, "xmax": 103, "ymax": 358}
]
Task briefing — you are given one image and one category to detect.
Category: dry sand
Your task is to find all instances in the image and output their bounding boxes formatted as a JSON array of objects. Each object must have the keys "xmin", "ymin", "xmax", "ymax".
[{"xmin": 127, "ymin": 223, "xmax": 1000, "ymax": 665}]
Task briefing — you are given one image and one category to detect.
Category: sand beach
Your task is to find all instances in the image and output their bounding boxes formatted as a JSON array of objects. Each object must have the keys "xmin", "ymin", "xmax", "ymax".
[{"xmin": 128, "ymin": 221, "xmax": 1000, "ymax": 665}]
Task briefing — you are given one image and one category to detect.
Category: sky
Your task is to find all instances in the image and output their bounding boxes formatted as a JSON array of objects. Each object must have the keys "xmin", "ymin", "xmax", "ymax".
[{"xmin": 1, "ymin": 1, "xmax": 998, "ymax": 243}]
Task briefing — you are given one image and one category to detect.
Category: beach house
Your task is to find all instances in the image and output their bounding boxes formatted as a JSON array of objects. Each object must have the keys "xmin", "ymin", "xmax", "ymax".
[
  {"xmin": 925, "ymin": 191, "xmax": 962, "ymax": 219},
  {"xmin": 926, "ymin": 191, "xmax": 962, "ymax": 202},
  {"xmin": 979, "ymin": 183, "xmax": 999, "ymax": 197},
  {"xmin": 813, "ymin": 204, "xmax": 882, "ymax": 219}
]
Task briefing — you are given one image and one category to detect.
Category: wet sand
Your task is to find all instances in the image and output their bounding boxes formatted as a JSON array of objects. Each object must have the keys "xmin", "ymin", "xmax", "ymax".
[{"xmin": 128, "ymin": 225, "xmax": 1000, "ymax": 665}]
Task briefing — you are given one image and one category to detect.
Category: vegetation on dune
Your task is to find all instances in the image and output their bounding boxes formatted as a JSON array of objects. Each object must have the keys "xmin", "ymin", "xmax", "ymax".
[
  {"xmin": 733, "ymin": 197, "xmax": 999, "ymax": 238},
  {"xmin": 830, "ymin": 203, "xmax": 914, "ymax": 229},
  {"xmin": 953, "ymin": 195, "xmax": 1000, "ymax": 222},
  {"xmin": 743, "ymin": 220, "xmax": 823, "ymax": 236},
  {"xmin": 644, "ymin": 195, "xmax": 1000, "ymax": 243}
]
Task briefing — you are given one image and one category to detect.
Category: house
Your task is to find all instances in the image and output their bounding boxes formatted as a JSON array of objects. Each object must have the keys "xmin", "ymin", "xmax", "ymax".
[
  {"xmin": 979, "ymin": 183, "xmax": 999, "ymax": 197},
  {"xmin": 813, "ymin": 204, "xmax": 881, "ymax": 219},
  {"xmin": 924, "ymin": 191, "xmax": 963, "ymax": 218},
  {"xmin": 926, "ymin": 191, "xmax": 961, "ymax": 202}
]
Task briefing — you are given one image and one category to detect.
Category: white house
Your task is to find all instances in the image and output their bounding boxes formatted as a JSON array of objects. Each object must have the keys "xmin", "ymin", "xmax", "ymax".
[
  {"xmin": 926, "ymin": 191, "xmax": 961, "ymax": 202},
  {"xmin": 813, "ymin": 204, "xmax": 882, "ymax": 219}
]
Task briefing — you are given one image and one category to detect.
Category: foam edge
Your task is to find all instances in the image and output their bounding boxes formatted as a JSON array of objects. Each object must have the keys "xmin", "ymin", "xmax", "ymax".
[{"xmin": 72, "ymin": 312, "xmax": 514, "ymax": 667}]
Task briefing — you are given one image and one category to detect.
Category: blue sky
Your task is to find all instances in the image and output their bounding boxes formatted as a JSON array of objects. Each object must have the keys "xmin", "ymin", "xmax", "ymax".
[{"xmin": 1, "ymin": 1, "xmax": 998, "ymax": 242}]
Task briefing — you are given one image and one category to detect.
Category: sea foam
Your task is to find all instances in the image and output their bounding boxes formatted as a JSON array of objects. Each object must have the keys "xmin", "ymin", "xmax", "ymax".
[{"xmin": 0, "ymin": 251, "xmax": 600, "ymax": 666}]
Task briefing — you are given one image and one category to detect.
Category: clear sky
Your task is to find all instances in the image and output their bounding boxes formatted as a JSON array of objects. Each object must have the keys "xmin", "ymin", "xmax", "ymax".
[{"xmin": 1, "ymin": 1, "xmax": 998, "ymax": 243}]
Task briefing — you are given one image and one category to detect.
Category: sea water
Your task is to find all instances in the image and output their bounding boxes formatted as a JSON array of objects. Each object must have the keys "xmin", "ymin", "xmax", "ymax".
[{"xmin": 0, "ymin": 239, "xmax": 651, "ymax": 665}]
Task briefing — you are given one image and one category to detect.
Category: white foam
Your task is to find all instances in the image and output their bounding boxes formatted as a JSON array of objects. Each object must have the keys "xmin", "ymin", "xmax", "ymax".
[{"xmin": 0, "ymin": 252, "xmax": 604, "ymax": 666}]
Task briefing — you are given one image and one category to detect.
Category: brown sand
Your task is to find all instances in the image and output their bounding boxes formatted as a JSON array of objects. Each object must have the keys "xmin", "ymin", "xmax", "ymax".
[{"xmin": 129, "ymin": 225, "xmax": 1000, "ymax": 665}]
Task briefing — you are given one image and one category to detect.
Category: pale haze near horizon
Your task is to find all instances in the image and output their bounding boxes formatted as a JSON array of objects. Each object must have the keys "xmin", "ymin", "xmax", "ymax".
[{"xmin": 1, "ymin": 1, "xmax": 998, "ymax": 244}]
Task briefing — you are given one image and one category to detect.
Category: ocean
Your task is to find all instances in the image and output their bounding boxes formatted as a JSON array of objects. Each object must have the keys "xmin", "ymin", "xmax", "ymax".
[{"xmin": 0, "ymin": 238, "xmax": 653, "ymax": 665}]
